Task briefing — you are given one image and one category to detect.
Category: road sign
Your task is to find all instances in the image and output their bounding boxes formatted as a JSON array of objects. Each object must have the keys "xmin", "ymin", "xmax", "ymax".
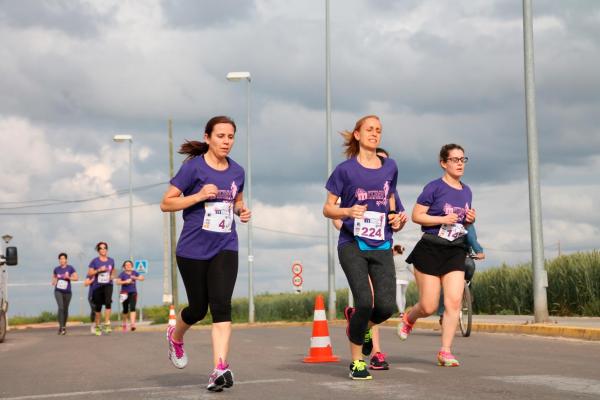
[
  {"xmin": 291, "ymin": 262, "xmax": 303, "ymax": 275},
  {"xmin": 292, "ymin": 275, "xmax": 303, "ymax": 287},
  {"xmin": 134, "ymin": 259, "xmax": 148, "ymax": 275}
]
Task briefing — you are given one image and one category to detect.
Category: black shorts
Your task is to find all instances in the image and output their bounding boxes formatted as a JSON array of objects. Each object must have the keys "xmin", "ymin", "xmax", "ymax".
[
  {"xmin": 92, "ymin": 285, "xmax": 113, "ymax": 311},
  {"xmin": 406, "ymin": 234, "xmax": 467, "ymax": 277}
]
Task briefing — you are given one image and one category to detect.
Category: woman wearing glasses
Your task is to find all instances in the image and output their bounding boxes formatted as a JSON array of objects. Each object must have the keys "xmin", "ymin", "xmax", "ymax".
[{"xmin": 398, "ymin": 144, "xmax": 475, "ymax": 367}]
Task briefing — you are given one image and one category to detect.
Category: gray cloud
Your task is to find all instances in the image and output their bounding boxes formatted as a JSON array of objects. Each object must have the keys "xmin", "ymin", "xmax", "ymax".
[{"xmin": 161, "ymin": 0, "xmax": 256, "ymax": 29}]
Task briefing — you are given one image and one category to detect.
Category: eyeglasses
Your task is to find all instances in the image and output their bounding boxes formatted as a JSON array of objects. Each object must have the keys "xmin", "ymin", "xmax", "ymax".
[
  {"xmin": 98, "ymin": 246, "xmax": 107, "ymax": 250},
  {"xmin": 446, "ymin": 157, "xmax": 468, "ymax": 164}
]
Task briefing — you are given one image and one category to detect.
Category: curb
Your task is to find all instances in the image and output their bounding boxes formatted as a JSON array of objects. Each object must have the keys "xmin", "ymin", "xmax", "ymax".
[{"xmin": 380, "ymin": 318, "xmax": 600, "ymax": 341}]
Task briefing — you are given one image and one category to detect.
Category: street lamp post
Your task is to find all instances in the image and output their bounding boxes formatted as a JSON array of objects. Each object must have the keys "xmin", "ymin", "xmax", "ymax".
[
  {"xmin": 113, "ymin": 134, "xmax": 136, "ymax": 320},
  {"xmin": 226, "ymin": 71, "xmax": 254, "ymax": 323}
]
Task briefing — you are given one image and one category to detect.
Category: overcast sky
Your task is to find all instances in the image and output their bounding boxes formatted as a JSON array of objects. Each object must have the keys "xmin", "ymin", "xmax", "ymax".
[{"xmin": 1, "ymin": 0, "xmax": 599, "ymax": 316}]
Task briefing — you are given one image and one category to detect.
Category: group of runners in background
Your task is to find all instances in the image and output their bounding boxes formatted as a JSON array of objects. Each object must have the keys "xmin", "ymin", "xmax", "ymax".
[
  {"xmin": 51, "ymin": 242, "xmax": 143, "ymax": 335},
  {"xmin": 50, "ymin": 113, "xmax": 483, "ymax": 390}
]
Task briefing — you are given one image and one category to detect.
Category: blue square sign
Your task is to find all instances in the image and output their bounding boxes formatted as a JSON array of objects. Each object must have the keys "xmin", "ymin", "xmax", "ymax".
[{"xmin": 134, "ymin": 259, "xmax": 148, "ymax": 275}]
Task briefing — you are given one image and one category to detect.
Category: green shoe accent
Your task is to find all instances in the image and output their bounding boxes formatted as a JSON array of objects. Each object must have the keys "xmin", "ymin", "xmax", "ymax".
[{"xmin": 349, "ymin": 360, "xmax": 372, "ymax": 380}]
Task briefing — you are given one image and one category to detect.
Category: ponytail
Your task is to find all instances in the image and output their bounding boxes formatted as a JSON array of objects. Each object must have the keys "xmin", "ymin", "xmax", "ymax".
[{"xmin": 179, "ymin": 140, "xmax": 208, "ymax": 160}]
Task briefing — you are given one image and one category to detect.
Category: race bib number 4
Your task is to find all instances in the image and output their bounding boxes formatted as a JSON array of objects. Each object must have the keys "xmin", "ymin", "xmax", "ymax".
[
  {"xmin": 438, "ymin": 223, "xmax": 467, "ymax": 241},
  {"xmin": 354, "ymin": 211, "xmax": 385, "ymax": 241},
  {"xmin": 98, "ymin": 271, "xmax": 110, "ymax": 284},
  {"xmin": 203, "ymin": 202, "xmax": 233, "ymax": 233},
  {"xmin": 56, "ymin": 279, "xmax": 68, "ymax": 290}
]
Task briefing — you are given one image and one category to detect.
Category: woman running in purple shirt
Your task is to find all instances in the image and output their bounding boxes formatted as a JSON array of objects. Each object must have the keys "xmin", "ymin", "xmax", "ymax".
[
  {"xmin": 323, "ymin": 115, "xmax": 407, "ymax": 380},
  {"xmin": 161, "ymin": 116, "xmax": 251, "ymax": 392},
  {"xmin": 398, "ymin": 143, "xmax": 476, "ymax": 367}
]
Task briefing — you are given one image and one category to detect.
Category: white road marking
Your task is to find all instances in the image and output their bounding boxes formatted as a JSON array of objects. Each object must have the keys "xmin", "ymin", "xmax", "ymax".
[
  {"xmin": 0, "ymin": 379, "xmax": 295, "ymax": 400},
  {"xmin": 395, "ymin": 366, "xmax": 429, "ymax": 374},
  {"xmin": 486, "ymin": 375, "xmax": 600, "ymax": 396}
]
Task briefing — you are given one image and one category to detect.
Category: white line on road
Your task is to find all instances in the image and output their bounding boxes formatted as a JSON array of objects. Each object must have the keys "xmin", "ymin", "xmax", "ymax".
[
  {"xmin": 486, "ymin": 375, "xmax": 600, "ymax": 396},
  {"xmin": 395, "ymin": 367, "xmax": 429, "ymax": 374},
  {"xmin": 0, "ymin": 379, "xmax": 295, "ymax": 400}
]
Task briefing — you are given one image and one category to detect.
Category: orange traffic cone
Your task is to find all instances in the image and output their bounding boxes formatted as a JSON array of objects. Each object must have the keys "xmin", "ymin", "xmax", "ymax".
[
  {"xmin": 168, "ymin": 305, "xmax": 177, "ymax": 327},
  {"xmin": 303, "ymin": 295, "xmax": 340, "ymax": 363}
]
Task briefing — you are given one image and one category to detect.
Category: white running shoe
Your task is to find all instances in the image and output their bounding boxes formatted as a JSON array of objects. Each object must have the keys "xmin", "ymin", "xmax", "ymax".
[
  {"xmin": 207, "ymin": 361, "xmax": 234, "ymax": 392},
  {"xmin": 166, "ymin": 326, "xmax": 188, "ymax": 369}
]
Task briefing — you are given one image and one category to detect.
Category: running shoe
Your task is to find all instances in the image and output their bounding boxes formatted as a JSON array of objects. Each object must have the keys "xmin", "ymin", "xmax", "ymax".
[
  {"xmin": 90, "ymin": 324, "xmax": 96, "ymax": 334},
  {"xmin": 57, "ymin": 328, "xmax": 62, "ymax": 335},
  {"xmin": 207, "ymin": 359, "xmax": 234, "ymax": 392},
  {"xmin": 60, "ymin": 328, "xmax": 66, "ymax": 336},
  {"xmin": 349, "ymin": 360, "xmax": 372, "ymax": 380},
  {"xmin": 343, "ymin": 306, "xmax": 355, "ymax": 339},
  {"xmin": 397, "ymin": 312, "xmax": 414, "ymax": 341},
  {"xmin": 437, "ymin": 350, "xmax": 460, "ymax": 367},
  {"xmin": 369, "ymin": 352, "xmax": 389, "ymax": 370},
  {"xmin": 361, "ymin": 328, "xmax": 373, "ymax": 358},
  {"xmin": 103, "ymin": 323, "xmax": 112, "ymax": 334},
  {"xmin": 122, "ymin": 323, "xmax": 127, "ymax": 332},
  {"xmin": 131, "ymin": 325, "xmax": 136, "ymax": 332},
  {"xmin": 94, "ymin": 325, "xmax": 102, "ymax": 336},
  {"xmin": 166, "ymin": 325, "xmax": 188, "ymax": 369}
]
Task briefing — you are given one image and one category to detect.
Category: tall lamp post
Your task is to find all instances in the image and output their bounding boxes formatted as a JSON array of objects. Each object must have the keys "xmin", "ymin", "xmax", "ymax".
[{"xmin": 226, "ymin": 71, "xmax": 254, "ymax": 323}]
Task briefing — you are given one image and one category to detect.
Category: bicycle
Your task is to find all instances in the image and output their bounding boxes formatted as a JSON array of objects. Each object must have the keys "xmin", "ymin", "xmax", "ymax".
[{"xmin": 458, "ymin": 254, "xmax": 478, "ymax": 337}]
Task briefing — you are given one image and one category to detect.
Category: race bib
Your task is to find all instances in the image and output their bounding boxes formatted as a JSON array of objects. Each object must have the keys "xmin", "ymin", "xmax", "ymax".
[
  {"xmin": 438, "ymin": 223, "xmax": 467, "ymax": 241},
  {"xmin": 119, "ymin": 293, "xmax": 128, "ymax": 303},
  {"xmin": 56, "ymin": 279, "xmax": 68, "ymax": 290},
  {"xmin": 354, "ymin": 211, "xmax": 385, "ymax": 241},
  {"xmin": 98, "ymin": 271, "xmax": 110, "ymax": 284},
  {"xmin": 203, "ymin": 202, "xmax": 233, "ymax": 233}
]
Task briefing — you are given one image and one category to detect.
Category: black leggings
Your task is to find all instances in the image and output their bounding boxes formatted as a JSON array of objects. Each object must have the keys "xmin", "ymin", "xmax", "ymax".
[
  {"xmin": 54, "ymin": 291, "xmax": 72, "ymax": 329},
  {"xmin": 177, "ymin": 251, "xmax": 238, "ymax": 325},
  {"xmin": 121, "ymin": 292, "xmax": 137, "ymax": 314},
  {"xmin": 338, "ymin": 242, "xmax": 397, "ymax": 345}
]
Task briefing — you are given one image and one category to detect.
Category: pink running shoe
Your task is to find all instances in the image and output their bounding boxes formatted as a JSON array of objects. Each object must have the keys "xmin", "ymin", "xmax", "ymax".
[
  {"xmin": 397, "ymin": 312, "xmax": 414, "ymax": 341},
  {"xmin": 437, "ymin": 350, "xmax": 460, "ymax": 367},
  {"xmin": 166, "ymin": 325, "xmax": 188, "ymax": 369}
]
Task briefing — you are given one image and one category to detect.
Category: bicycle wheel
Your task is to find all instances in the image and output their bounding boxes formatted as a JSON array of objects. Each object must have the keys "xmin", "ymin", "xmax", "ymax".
[
  {"xmin": 459, "ymin": 282, "xmax": 472, "ymax": 337},
  {"xmin": 0, "ymin": 310, "xmax": 6, "ymax": 343}
]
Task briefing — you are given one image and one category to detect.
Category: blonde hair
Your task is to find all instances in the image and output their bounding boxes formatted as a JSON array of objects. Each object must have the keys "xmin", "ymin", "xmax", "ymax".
[{"xmin": 340, "ymin": 115, "xmax": 380, "ymax": 159}]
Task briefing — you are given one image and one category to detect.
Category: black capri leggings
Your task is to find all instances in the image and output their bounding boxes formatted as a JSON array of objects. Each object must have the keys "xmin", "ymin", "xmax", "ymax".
[
  {"xmin": 92, "ymin": 285, "xmax": 113, "ymax": 312},
  {"xmin": 121, "ymin": 292, "xmax": 137, "ymax": 314},
  {"xmin": 338, "ymin": 241, "xmax": 397, "ymax": 346},
  {"xmin": 177, "ymin": 251, "xmax": 238, "ymax": 325}
]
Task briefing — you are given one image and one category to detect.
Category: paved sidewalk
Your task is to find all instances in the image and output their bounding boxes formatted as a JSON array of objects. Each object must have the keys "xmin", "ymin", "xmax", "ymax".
[{"xmin": 382, "ymin": 314, "xmax": 600, "ymax": 341}]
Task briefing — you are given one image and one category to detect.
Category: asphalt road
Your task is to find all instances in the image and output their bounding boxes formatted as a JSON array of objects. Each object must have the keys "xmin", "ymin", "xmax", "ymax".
[{"xmin": 1, "ymin": 324, "xmax": 599, "ymax": 399}]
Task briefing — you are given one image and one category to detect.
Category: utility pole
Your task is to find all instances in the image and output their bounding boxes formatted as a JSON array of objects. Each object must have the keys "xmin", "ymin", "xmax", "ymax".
[
  {"xmin": 168, "ymin": 119, "xmax": 178, "ymax": 307},
  {"xmin": 162, "ymin": 212, "xmax": 172, "ymax": 304},
  {"xmin": 522, "ymin": 0, "xmax": 549, "ymax": 322}
]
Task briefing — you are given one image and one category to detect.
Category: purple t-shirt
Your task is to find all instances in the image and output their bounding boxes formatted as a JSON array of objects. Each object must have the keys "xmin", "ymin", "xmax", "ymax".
[
  {"xmin": 326, "ymin": 156, "xmax": 401, "ymax": 249},
  {"xmin": 416, "ymin": 178, "xmax": 473, "ymax": 235},
  {"xmin": 53, "ymin": 265, "xmax": 77, "ymax": 293},
  {"xmin": 171, "ymin": 155, "xmax": 245, "ymax": 260},
  {"xmin": 88, "ymin": 257, "xmax": 115, "ymax": 289},
  {"xmin": 119, "ymin": 271, "xmax": 139, "ymax": 293}
]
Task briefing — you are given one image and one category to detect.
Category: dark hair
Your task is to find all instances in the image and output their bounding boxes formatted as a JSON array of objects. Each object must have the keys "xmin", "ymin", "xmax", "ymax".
[
  {"xmin": 95, "ymin": 241, "xmax": 108, "ymax": 251},
  {"xmin": 376, "ymin": 147, "xmax": 389, "ymax": 157},
  {"xmin": 58, "ymin": 252, "xmax": 68, "ymax": 259},
  {"xmin": 179, "ymin": 116, "xmax": 237, "ymax": 160},
  {"xmin": 439, "ymin": 143, "xmax": 465, "ymax": 162},
  {"xmin": 340, "ymin": 115, "xmax": 380, "ymax": 159},
  {"xmin": 122, "ymin": 260, "xmax": 133, "ymax": 268},
  {"xmin": 393, "ymin": 244, "xmax": 405, "ymax": 254}
]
